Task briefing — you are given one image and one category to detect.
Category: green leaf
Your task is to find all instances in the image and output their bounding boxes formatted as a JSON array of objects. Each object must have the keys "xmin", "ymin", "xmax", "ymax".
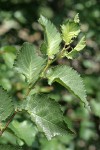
[
  {"xmin": 74, "ymin": 13, "xmax": 80, "ymax": 23},
  {"xmin": 46, "ymin": 65, "xmax": 89, "ymax": 110},
  {"xmin": 0, "ymin": 145, "xmax": 22, "ymax": 150},
  {"xmin": 40, "ymin": 42, "xmax": 47, "ymax": 55},
  {"xmin": 1, "ymin": 45, "xmax": 17, "ymax": 53},
  {"xmin": 9, "ymin": 120, "xmax": 38, "ymax": 146},
  {"xmin": 64, "ymin": 117, "xmax": 75, "ymax": 134},
  {"xmin": 20, "ymin": 94, "xmax": 72, "ymax": 140},
  {"xmin": 39, "ymin": 15, "xmax": 62, "ymax": 58},
  {"xmin": 74, "ymin": 36, "xmax": 86, "ymax": 51},
  {"xmin": 40, "ymin": 138, "xmax": 67, "ymax": 150},
  {"xmin": 0, "ymin": 130, "xmax": 19, "ymax": 145},
  {"xmin": 2, "ymin": 53, "xmax": 16, "ymax": 68},
  {"xmin": 90, "ymin": 100, "xmax": 100, "ymax": 117},
  {"xmin": 14, "ymin": 42, "xmax": 47, "ymax": 84},
  {"xmin": 0, "ymin": 87, "xmax": 14, "ymax": 121},
  {"xmin": 65, "ymin": 49, "xmax": 79, "ymax": 59},
  {"xmin": 66, "ymin": 36, "xmax": 86, "ymax": 59},
  {"xmin": 0, "ymin": 46, "xmax": 17, "ymax": 68},
  {"xmin": 61, "ymin": 20, "xmax": 80, "ymax": 45}
]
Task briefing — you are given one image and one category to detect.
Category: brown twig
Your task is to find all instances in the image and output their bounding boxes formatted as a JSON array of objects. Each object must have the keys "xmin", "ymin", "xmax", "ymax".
[{"xmin": 0, "ymin": 111, "xmax": 17, "ymax": 136}]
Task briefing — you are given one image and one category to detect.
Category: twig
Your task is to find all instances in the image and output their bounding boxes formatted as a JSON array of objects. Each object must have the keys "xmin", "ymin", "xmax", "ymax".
[
  {"xmin": 0, "ymin": 44, "xmax": 71, "ymax": 136},
  {"xmin": 0, "ymin": 111, "xmax": 17, "ymax": 136}
]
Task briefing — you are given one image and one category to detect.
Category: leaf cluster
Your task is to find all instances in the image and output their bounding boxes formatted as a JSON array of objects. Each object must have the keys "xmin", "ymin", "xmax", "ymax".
[{"xmin": 0, "ymin": 14, "xmax": 89, "ymax": 149}]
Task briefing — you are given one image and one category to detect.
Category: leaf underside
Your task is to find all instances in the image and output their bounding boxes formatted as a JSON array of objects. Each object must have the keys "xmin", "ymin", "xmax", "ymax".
[
  {"xmin": 39, "ymin": 15, "xmax": 62, "ymax": 58},
  {"xmin": 14, "ymin": 42, "xmax": 47, "ymax": 84},
  {"xmin": 46, "ymin": 65, "xmax": 89, "ymax": 110},
  {"xmin": 20, "ymin": 94, "xmax": 72, "ymax": 140},
  {"xmin": 0, "ymin": 87, "xmax": 14, "ymax": 121}
]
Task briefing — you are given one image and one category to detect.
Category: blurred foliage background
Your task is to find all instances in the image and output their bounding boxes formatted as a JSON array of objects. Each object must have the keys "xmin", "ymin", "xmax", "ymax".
[{"xmin": 0, "ymin": 0, "xmax": 100, "ymax": 150}]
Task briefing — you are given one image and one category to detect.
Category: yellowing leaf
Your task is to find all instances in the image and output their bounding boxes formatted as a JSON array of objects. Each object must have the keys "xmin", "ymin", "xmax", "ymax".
[
  {"xmin": 74, "ymin": 36, "xmax": 86, "ymax": 51},
  {"xmin": 74, "ymin": 13, "xmax": 80, "ymax": 23},
  {"xmin": 61, "ymin": 20, "xmax": 80, "ymax": 45}
]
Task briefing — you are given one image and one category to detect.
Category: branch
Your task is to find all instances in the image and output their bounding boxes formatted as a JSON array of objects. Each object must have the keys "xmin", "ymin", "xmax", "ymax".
[{"xmin": 0, "ymin": 111, "xmax": 17, "ymax": 136}]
